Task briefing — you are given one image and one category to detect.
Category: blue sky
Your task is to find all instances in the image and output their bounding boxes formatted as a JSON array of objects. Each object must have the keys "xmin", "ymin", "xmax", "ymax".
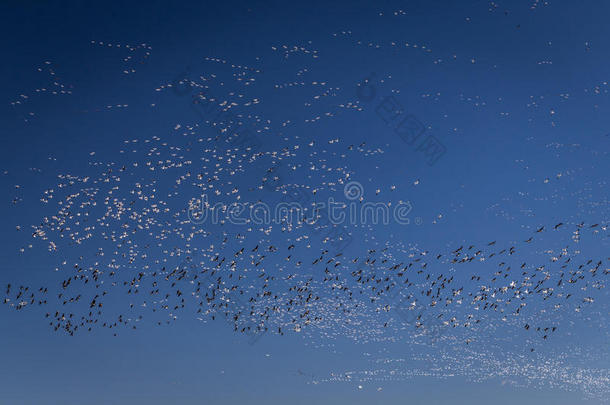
[{"xmin": 0, "ymin": 1, "xmax": 609, "ymax": 404}]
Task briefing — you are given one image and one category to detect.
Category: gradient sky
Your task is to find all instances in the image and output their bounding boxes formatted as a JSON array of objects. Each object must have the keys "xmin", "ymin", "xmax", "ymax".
[{"xmin": 0, "ymin": 1, "xmax": 609, "ymax": 404}]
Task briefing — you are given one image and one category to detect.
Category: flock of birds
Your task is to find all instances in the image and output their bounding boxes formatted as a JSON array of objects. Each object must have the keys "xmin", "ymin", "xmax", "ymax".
[
  {"xmin": 3, "ymin": 81, "xmax": 608, "ymax": 358},
  {"xmin": 3, "ymin": 3, "xmax": 609, "ymax": 399},
  {"xmin": 5, "ymin": 216, "xmax": 607, "ymax": 344}
]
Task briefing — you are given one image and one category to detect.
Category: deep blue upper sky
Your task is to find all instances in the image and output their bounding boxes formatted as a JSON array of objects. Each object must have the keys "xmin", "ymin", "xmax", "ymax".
[{"xmin": 0, "ymin": 1, "xmax": 609, "ymax": 404}]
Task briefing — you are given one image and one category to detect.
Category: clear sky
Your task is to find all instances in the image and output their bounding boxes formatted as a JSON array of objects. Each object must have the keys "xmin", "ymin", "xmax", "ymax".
[{"xmin": 0, "ymin": 1, "xmax": 609, "ymax": 404}]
